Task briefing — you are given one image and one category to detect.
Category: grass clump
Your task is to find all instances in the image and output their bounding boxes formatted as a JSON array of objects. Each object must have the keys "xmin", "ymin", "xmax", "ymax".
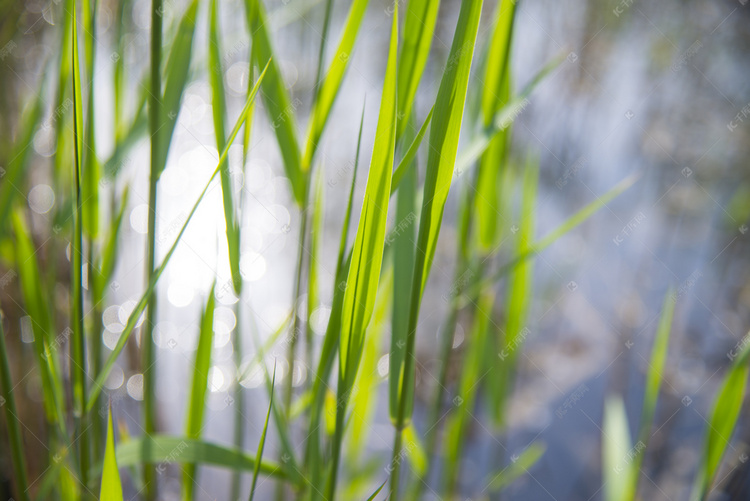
[{"xmin": 0, "ymin": 1, "xmax": 746, "ymax": 501}]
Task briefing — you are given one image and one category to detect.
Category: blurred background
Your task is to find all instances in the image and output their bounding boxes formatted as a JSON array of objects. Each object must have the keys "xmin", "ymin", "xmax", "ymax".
[{"xmin": 1, "ymin": 0, "xmax": 749, "ymax": 499}]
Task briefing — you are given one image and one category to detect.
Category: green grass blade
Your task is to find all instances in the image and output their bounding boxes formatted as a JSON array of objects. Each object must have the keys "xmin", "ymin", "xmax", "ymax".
[
  {"xmin": 155, "ymin": 0, "xmax": 200, "ymax": 178},
  {"xmin": 302, "ymin": 0, "xmax": 369, "ymax": 168},
  {"xmin": 306, "ymin": 171, "xmax": 325, "ymax": 373},
  {"xmin": 485, "ymin": 442, "xmax": 546, "ymax": 492},
  {"xmin": 100, "ymin": 405, "xmax": 124, "ymax": 501},
  {"xmin": 245, "ymin": 0, "xmax": 305, "ymax": 204},
  {"xmin": 350, "ymin": 267, "xmax": 393, "ymax": 462},
  {"xmin": 389, "ymin": 123, "xmax": 418, "ymax": 423},
  {"xmin": 88, "ymin": 63, "xmax": 269, "ymax": 410},
  {"xmin": 365, "ymin": 479, "xmax": 387, "ymax": 501},
  {"xmin": 402, "ymin": 422, "xmax": 427, "ymax": 477},
  {"xmin": 330, "ymin": 9, "xmax": 399, "ymax": 499},
  {"xmin": 0, "ymin": 78, "xmax": 46, "ymax": 233},
  {"xmin": 94, "ymin": 186, "xmax": 130, "ymax": 298},
  {"xmin": 444, "ymin": 291, "xmax": 493, "ymax": 495},
  {"xmin": 491, "ymin": 157, "xmax": 537, "ymax": 422},
  {"xmin": 455, "ymin": 54, "xmax": 563, "ymax": 176},
  {"xmin": 82, "ymin": 0, "xmax": 100, "ymax": 239},
  {"xmin": 396, "ymin": 0, "xmax": 440, "ymax": 138},
  {"xmin": 208, "ymin": 0, "xmax": 227, "ymax": 151},
  {"xmin": 0, "ymin": 309, "xmax": 30, "ymax": 501},
  {"xmin": 393, "ymin": 0, "xmax": 483, "ymax": 443},
  {"xmin": 144, "ymin": 0, "xmax": 167, "ymax": 494},
  {"xmin": 103, "ymin": 91, "xmax": 148, "ymax": 178},
  {"xmin": 305, "ymin": 105, "xmax": 365, "ymax": 501},
  {"xmin": 11, "ymin": 211, "xmax": 66, "ymax": 432},
  {"xmin": 474, "ymin": 0, "xmax": 515, "ymax": 253},
  {"xmin": 390, "ymin": 106, "xmax": 433, "ymax": 196},
  {"xmin": 338, "ymin": 6, "xmax": 398, "ymax": 391},
  {"xmin": 244, "ymin": 309, "xmax": 303, "ymax": 485},
  {"xmin": 182, "ymin": 283, "xmax": 216, "ymax": 500},
  {"xmin": 465, "ymin": 173, "xmax": 640, "ymax": 301},
  {"xmin": 620, "ymin": 288, "xmax": 676, "ymax": 500},
  {"xmin": 115, "ymin": 436, "xmax": 291, "ymax": 482},
  {"xmin": 71, "ymin": 8, "xmax": 91, "ymax": 490},
  {"xmin": 603, "ymin": 396, "xmax": 633, "ymax": 501},
  {"xmin": 638, "ymin": 289, "xmax": 675, "ymax": 440},
  {"xmin": 208, "ymin": 0, "xmax": 242, "ymax": 295},
  {"xmin": 248, "ymin": 365, "xmax": 276, "ymax": 501},
  {"xmin": 691, "ymin": 340, "xmax": 750, "ymax": 501},
  {"xmin": 390, "ymin": 2, "xmax": 484, "ymax": 495}
]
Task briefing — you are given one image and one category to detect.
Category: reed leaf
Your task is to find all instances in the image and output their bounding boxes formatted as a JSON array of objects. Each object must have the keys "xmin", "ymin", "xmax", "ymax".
[
  {"xmin": 330, "ymin": 8, "xmax": 399, "ymax": 499},
  {"xmin": 303, "ymin": 0, "xmax": 369, "ymax": 168},
  {"xmin": 690, "ymin": 338, "xmax": 750, "ymax": 501},
  {"xmin": 0, "ymin": 309, "xmax": 30, "ymax": 501},
  {"xmin": 396, "ymin": 0, "xmax": 440, "ymax": 138},
  {"xmin": 245, "ymin": 0, "xmax": 305, "ymax": 204},
  {"xmin": 182, "ymin": 283, "xmax": 217, "ymax": 501},
  {"xmin": 115, "ymin": 436, "xmax": 290, "ymax": 482},
  {"xmin": 603, "ymin": 396, "xmax": 634, "ymax": 501},
  {"xmin": 100, "ymin": 405, "xmax": 124, "ymax": 501},
  {"xmin": 208, "ymin": 0, "xmax": 242, "ymax": 295},
  {"xmin": 249, "ymin": 365, "xmax": 277, "ymax": 501},
  {"xmin": 392, "ymin": 0, "xmax": 483, "ymax": 450}
]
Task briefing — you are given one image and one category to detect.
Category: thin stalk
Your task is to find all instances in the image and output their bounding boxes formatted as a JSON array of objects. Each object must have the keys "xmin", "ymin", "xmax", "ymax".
[
  {"xmin": 278, "ymin": 177, "xmax": 309, "ymax": 501},
  {"xmin": 284, "ymin": 184, "xmax": 310, "ymax": 414},
  {"xmin": 0, "ymin": 311, "xmax": 30, "ymax": 501},
  {"xmin": 143, "ymin": 0, "xmax": 163, "ymax": 498},
  {"xmin": 71, "ymin": 9, "xmax": 90, "ymax": 493},
  {"xmin": 312, "ymin": 0, "xmax": 334, "ymax": 101},
  {"xmin": 230, "ymin": 301, "xmax": 245, "ymax": 501},
  {"xmin": 326, "ymin": 374, "xmax": 349, "ymax": 501}
]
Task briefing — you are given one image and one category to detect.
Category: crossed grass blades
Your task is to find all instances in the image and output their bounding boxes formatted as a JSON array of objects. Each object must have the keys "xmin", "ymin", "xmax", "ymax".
[{"xmin": 0, "ymin": 0, "xmax": 747, "ymax": 500}]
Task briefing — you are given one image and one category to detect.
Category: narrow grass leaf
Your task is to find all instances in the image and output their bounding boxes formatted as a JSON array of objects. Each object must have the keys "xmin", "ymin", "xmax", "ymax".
[
  {"xmin": 0, "ymin": 79, "xmax": 46, "ymax": 232},
  {"xmin": 444, "ymin": 291, "xmax": 493, "ymax": 494},
  {"xmin": 396, "ymin": 0, "xmax": 440, "ymax": 138},
  {"xmin": 390, "ymin": 106, "xmax": 433, "ymax": 196},
  {"xmin": 639, "ymin": 289, "xmax": 675, "ymax": 440},
  {"xmin": 486, "ymin": 442, "xmax": 546, "ymax": 492},
  {"xmin": 403, "ymin": 422, "xmax": 427, "ymax": 476},
  {"xmin": 207, "ymin": 0, "xmax": 242, "ymax": 295},
  {"xmin": 474, "ymin": 0, "xmax": 515, "ymax": 252},
  {"xmin": 330, "ymin": 11, "xmax": 399, "ymax": 498},
  {"xmin": 466, "ymin": 173, "xmax": 640, "ymax": 301},
  {"xmin": 365, "ymin": 479, "xmax": 387, "ymax": 501},
  {"xmin": 245, "ymin": 0, "xmax": 305, "ymax": 203},
  {"xmin": 71, "ymin": 9, "xmax": 91, "ymax": 488},
  {"xmin": 305, "ymin": 106, "xmax": 365, "ymax": 500},
  {"xmin": 303, "ymin": 0, "xmax": 369, "ymax": 168},
  {"xmin": 94, "ymin": 186, "xmax": 130, "ymax": 298},
  {"xmin": 691, "ymin": 340, "xmax": 750, "ymax": 501},
  {"xmin": 248, "ymin": 365, "xmax": 276, "ymax": 501},
  {"xmin": 455, "ymin": 54, "xmax": 563, "ymax": 176},
  {"xmin": 182, "ymin": 283, "xmax": 216, "ymax": 500},
  {"xmin": 339, "ymin": 8, "xmax": 398, "ymax": 389},
  {"xmin": 603, "ymin": 396, "xmax": 633, "ymax": 501},
  {"xmin": 116, "ymin": 436, "xmax": 289, "ymax": 481},
  {"xmin": 0, "ymin": 309, "xmax": 30, "ymax": 501},
  {"xmin": 155, "ymin": 0, "xmax": 200, "ymax": 178},
  {"xmin": 11, "ymin": 211, "xmax": 66, "ymax": 430},
  {"xmin": 491, "ymin": 157, "xmax": 537, "ymax": 421},
  {"xmin": 350, "ymin": 266, "xmax": 393, "ymax": 462},
  {"xmin": 395, "ymin": 0, "xmax": 484, "ymax": 431},
  {"xmin": 625, "ymin": 288, "xmax": 675, "ymax": 500},
  {"xmin": 100, "ymin": 405, "xmax": 124, "ymax": 501},
  {"xmin": 389, "ymin": 123, "xmax": 418, "ymax": 422}
]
